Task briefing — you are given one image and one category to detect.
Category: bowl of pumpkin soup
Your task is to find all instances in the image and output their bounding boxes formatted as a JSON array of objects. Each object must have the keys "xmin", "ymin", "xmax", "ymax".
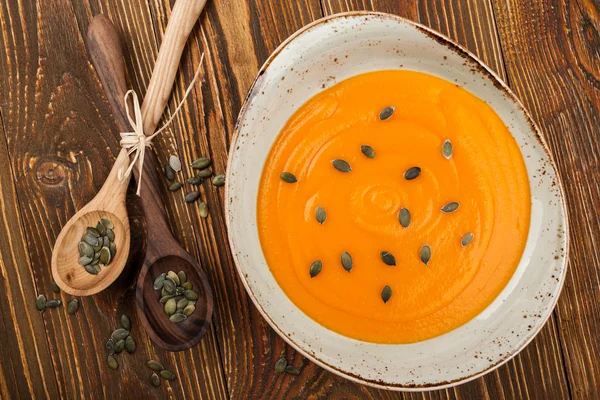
[{"xmin": 225, "ymin": 12, "xmax": 568, "ymax": 390}]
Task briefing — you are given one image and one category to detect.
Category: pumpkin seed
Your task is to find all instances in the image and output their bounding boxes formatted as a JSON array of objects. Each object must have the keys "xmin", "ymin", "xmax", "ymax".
[
  {"xmin": 114, "ymin": 339, "xmax": 125, "ymax": 354},
  {"xmin": 404, "ymin": 167, "xmax": 421, "ymax": 180},
  {"xmin": 160, "ymin": 369, "xmax": 177, "ymax": 381},
  {"xmin": 96, "ymin": 222, "xmax": 106, "ymax": 236},
  {"xmin": 93, "ymin": 244, "xmax": 102, "ymax": 253},
  {"xmin": 442, "ymin": 139, "xmax": 453, "ymax": 159},
  {"xmin": 121, "ymin": 315, "xmax": 131, "ymax": 330},
  {"xmin": 125, "ymin": 336, "xmax": 136, "ymax": 354},
  {"xmin": 197, "ymin": 168, "xmax": 213, "ymax": 178},
  {"xmin": 147, "ymin": 360, "xmax": 164, "ymax": 371},
  {"xmin": 51, "ymin": 282, "xmax": 60, "ymax": 294},
  {"xmin": 441, "ymin": 202, "xmax": 460, "ymax": 213},
  {"xmin": 169, "ymin": 155, "xmax": 182, "ymax": 172},
  {"xmin": 275, "ymin": 357, "xmax": 287, "ymax": 373},
  {"xmin": 399, "ymin": 207, "xmax": 411, "ymax": 228},
  {"xmin": 284, "ymin": 365, "xmax": 300, "ymax": 376},
  {"xmin": 101, "ymin": 218, "xmax": 114, "ymax": 229},
  {"xmin": 169, "ymin": 182, "xmax": 183, "ymax": 192},
  {"xmin": 164, "ymin": 164, "xmax": 175, "ymax": 181},
  {"xmin": 36, "ymin": 294, "xmax": 46, "ymax": 312},
  {"xmin": 315, "ymin": 206, "xmax": 327, "ymax": 224},
  {"xmin": 106, "ymin": 339, "xmax": 115, "ymax": 355},
  {"xmin": 153, "ymin": 274, "xmax": 166, "ymax": 290},
  {"xmin": 332, "ymin": 159, "xmax": 351, "ymax": 172},
  {"xmin": 381, "ymin": 285, "xmax": 392, "ymax": 303},
  {"xmin": 309, "ymin": 260, "xmax": 322, "ymax": 278},
  {"xmin": 84, "ymin": 264, "xmax": 100, "ymax": 275},
  {"xmin": 169, "ymin": 313, "xmax": 187, "ymax": 323},
  {"xmin": 461, "ymin": 232, "xmax": 474, "ymax": 247},
  {"xmin": 109, "ymin": 242, "xmax": 117, "ymax": 258},
  {"xmin": 159, "ymin": 295, "xmax": 174, "ymax": 303},
  {"xmin": 380, "ymin": 251, "xmax": 396, "ymax": 266},
  {"xmin": 177, "ymin": 271, "xmax": 187, "ymax": 285},
  {"xmin": 280, "ymin": 172, "xmax": 297, "ymax": 183},
  {"xmin": 199, "ymin": 202, "xmax": 209, "ymax": 218},
  {"xmin": 150, "ymin": 373, "xmax": 160, "ymax": 387},
  {"xmin": 420, "ymin": 245, "xmax": 431, "ymax": 265},
  {"xmin": 184, "ymin": 191, "xmax": 200, "ymax": 203},
  {"xmin": 111, "ymin": 328, "xmax": 129, "ymax": 341},
  {"xmin": 212, "ymin": 174, "xmax": 225, "ymax": 187},
  {"xmin": 67, "ymin": 299, "xmax": 78, "ymax": 314},
  {"xmin": 163, "ymin": 280, "xmax": 176, "ymax": 295},
  {"xmin": 102, "ymin": 236, "xmax": 110, "ymax": 248},
  {"xmin": 107, "ymin": 355, "xmax": 118, "ymax": 370},
  {"xmin": 187, "ymin": 176, "xmax": 204, "ymax": 186},
  {"xmin": 82, "ymin": 234, "xmax": 99, "ymax": 247},
  {"xmin": 182, "ymin": 282, "xmax": 192, "ymax": 290},
  {"xmin": 46, "ymin": 299, "xmax": 61, "ymax": 308},
  {"xmin": 191, "ymin": 157, "xmax": 211, "ymax": 169},
  {"xmin": 360, "ymin": 145, "xmax": 376, "ymax": 158},
  {"xmin": 99, "ymin": 247, "xmax": 111, "ymax": 266},
  {"xmin": 177, "ymin": 298, "xmax": 189, "ymax": 310},
  {"xmin": 379, "ymin": 106, "xmax": 395, "ymax": 120},
  {"xmin": 341, "ymin": 252, "xmax": 353, "ymax": 272},
  {"xmin": 167, "ymin": 271, "xmax": 180, "ymax": 285},
  {"xmin": 183, "ymin": 304, "xmax": 196, "ymax": 316},
  {"xmin": 184, "ymin": 290, "xmax": 199, "ymax": 301},
  {"xmin": 164, "ymin": 299, "xmax": 177, "ymax": 316},
  {"xmin": 78, "ymin": 242, "xmax": 94, "ymax": 258},
  {"xmin": 87, "ymin": 227, "xmax": 101, "ymax": 237}
]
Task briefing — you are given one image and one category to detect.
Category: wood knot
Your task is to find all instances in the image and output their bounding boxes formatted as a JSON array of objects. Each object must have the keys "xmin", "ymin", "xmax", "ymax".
[{"xmin": 35, "ymin": 160, "xmax": 66, "ymax": 186}]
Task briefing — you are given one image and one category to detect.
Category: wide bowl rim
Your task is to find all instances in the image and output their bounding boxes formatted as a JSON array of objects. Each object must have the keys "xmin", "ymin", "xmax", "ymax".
[{"xmin": 225, "ymin": 11, "xmax": 570, "ymax": 391}]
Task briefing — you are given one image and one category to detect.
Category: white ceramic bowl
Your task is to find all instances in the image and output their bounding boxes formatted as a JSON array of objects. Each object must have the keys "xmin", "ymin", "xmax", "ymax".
[{"xmin": 225, "ymin": 12, "xmax": 568, "ymax": 390}]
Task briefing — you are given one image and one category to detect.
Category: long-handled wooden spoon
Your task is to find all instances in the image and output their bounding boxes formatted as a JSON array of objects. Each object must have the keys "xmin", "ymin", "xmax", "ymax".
[{"xmin": 87, "ymin": 1, "xmax": 212, "ymax": 351}]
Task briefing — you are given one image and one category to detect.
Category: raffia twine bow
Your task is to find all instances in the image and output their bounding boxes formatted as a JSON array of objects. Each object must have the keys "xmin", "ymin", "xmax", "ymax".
[{"xmin": 118, "ymin": 53, "xmax": 205, "ymax": 195}]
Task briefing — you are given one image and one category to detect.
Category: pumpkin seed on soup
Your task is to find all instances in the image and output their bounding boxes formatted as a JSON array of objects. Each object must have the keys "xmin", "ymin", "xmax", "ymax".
[
  {"xmin": 442, "ymin": 139, "xmax": 453, "ymax": 159},
  {"xmin": 399, "ymin": 207, "xmax": 410, "ymax": 228},
  {"xmin": 309, "ymin": 260, "xmax": 323, "ymax": 278},
  {"xmin": 332, "ymin": 159, "xmax": 351, "ymax": 172},
  {"xmin": 420, "ymin": 244, "xmax": 432, "ymax": 265},
  {"xmin": 361, "ymin": 145, "xmax": 376, "ymax": 158},
  {"xmin": 341, "ymin": 252, "xmax": 353, "ymax": 272},
  {"xmin": 404, "ymin": 167, "xmax": 421, "ymax": 180},
  {"xmin": 379, "ymin": 106, "xmax": 395, "ymax": 120},
  {"xmin": 441, "ymin": 202, "xmax": 459, "ymax": 213},
  {"xmin": 280, "ymin": 172, "xmax": 297, "ymax": 183},
  {"xmin": 315, "ymin": 206, "xmax": 326, "ymax": 224},
  {"xmin": 461, "ymin": 232, "xmax": 474, "ymax": 247},
  {"xmin": 380, "ymin": 251, "xmax": 396, "ymax": 266},
  {"xmin": 381, "ymin": 285, "xmax": 392, "ymax": 303}
]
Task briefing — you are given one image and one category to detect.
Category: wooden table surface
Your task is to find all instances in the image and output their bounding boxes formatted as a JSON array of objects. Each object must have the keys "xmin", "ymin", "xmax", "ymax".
[{"xmin": 0, "ymin": 0, "xmax": 598, "ymax": 399}]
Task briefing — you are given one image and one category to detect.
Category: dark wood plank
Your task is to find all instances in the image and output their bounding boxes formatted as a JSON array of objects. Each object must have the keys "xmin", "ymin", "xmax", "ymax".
[
  {"xmin": 493, "ymin": 0, "xmax": 600, "ymax": 398},
  {"xmin": 0, "ymin": 0, "xmax": 228, "ymax": 398}
]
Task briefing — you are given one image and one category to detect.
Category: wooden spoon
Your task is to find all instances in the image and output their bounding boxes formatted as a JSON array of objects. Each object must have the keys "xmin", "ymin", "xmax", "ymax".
[{"xmin": 87, "ymin": 2, "xmax": 212, "ymax": 352}]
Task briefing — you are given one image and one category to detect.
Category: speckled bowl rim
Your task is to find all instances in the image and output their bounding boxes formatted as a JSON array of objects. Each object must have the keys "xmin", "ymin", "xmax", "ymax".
[{"xmin": 225, "ymin": 11, "xmax": 570, "ymax": 391}]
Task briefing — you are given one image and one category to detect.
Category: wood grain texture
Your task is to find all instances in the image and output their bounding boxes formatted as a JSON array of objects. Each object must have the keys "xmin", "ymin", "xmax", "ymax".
[{"xmin": 492, "ymin": 0, "xmax": 600, "ymax": 398}]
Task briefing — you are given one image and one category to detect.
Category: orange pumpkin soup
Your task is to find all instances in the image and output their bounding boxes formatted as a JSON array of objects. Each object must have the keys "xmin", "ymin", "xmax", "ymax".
[{"xmin": 257, "ymin": 70, "xmax": 530, "ymax": 343}]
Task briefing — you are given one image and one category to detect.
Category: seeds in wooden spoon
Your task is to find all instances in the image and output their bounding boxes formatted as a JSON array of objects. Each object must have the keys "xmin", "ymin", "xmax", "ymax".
[
  {"xmin": 182, "ymin": 282, "xmax": 192, "ymax": 290},
  {"xmin": 379, "ymin": 106, "xmax": 395, "ymax": 120},
  {"xmin": 177, "ymin": 271, "xmax": 187, "ymax": 285},
  {"xmin": 79, "ymin": 242, "xmax": 94, "ymax": 258},
  {"xmin": 442, "ymin": 140, "xmax": 453, "ymax": 159},
  {"xmin": 461, "ymin": 232, "xmax": 474, "ymax": 247},
  {"xmin": 79, "ymin": 219, "xmax": 116, "ymax": 274},
  {"xmin": 176, "ymin": 298, "xmax": 189, "ymax": 309},
  {"xmin": 380, "ymin": 251, "xmax": 396, "ymax": 266},
  {"xmin": 315, "ymin": 206, "xmax": 326, "ymax": 224},
  {"xmin": 191, "ymin": 157, "xmax": 211, "ymax": 169},
  {"xmin": 147, "ymin": 360, "xmax": 164, "ymax": 371},
  {"xmin": 154, "ymin": 272, "xmax": 197, "ymax": 323},
  {"xmin": 169, "ymin": 155, "xmax": 182, "ymax": 172},
  {"xmin": 420, "ymin": 245, "xmax": 431, "ymax": 265},
  {"xmin": 332, "ymin": 159, "xmax": 351, "ymax": 172},
  {"xmin": 167, "ymin": 271, "xmax": 180, "ymax": 285},
  {"xmin": 150, "ymin": 373, "xmax": 160, "ymax": 387},
  {"xmin": 441, "ymin": 202, "xmax": 459, "ymax": 213},
  {"xmin": 169, "ymin": 313, "xmax": 187, "ymax": 323},
  {"xmin": 36, "ymin": 295, "xmax": 46, "ymax": 312},
  {"xmin": 212, "ymin": 174, "xmax": 226, "ymax": 187},
  {"xmin": 280, "ymin": 172, "xmax": 297, "ymax": 183},
  {"xmin": 341, "ymin": 252, "xmax": 353, "ymax": 272},
  {"xmin": 404, "ymin": 167, "xmax": 421, "ymax": 180},
  {"xmin": 399, "ymin": 207, "xmax": 410, "ymax": 228},
  {"xmin": 153, "ymin": 273, "xmax": 166, "ymax": 290},
  {"xmin": 101, "ymin": 218, "xmax": 114, "ymax": 230},
  {"xmin": 183, "ymin": 304, "xmax": 196, "ymax": 316},
  {"xmin": 67, "ymin": 299, "xmax": 78, "ymax": 315},
  {"xmin": 184, "ymin": 290, "xmax": 199, "ymax": 301},
  {"xmin": 169, "ymin": 182, "xmax": 183, "ymax": 192},
  {"xmin": 310, "ymin": 260, "xmax": 323, "ymax": 278},
  {"xmin": 381, "ymin": 285, "xmax": 392, "ymax": 303},
  {"xmin": 164, "ymin": 299, "xmax": 177, "ymax": 316},
  {"xmin": 361, "ymin": 145, "xmax": 376, "ymax": 158},
  {"xmin": 107, "ymin": 355, "xmax": 118, "ymax": 370},
  {"xmin": 275, "ymin": 357, "xmax": 287, "ymax": 373}
]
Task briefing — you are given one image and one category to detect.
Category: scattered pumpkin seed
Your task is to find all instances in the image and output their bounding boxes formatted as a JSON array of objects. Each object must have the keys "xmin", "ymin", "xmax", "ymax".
[
  {"xmin": 332, "ymin": 159, "xmax": 351, "ymax": 172},
  {"xmin": 153, "ymin": 273, "xmax": 166, "ymax": 290},
  {"xmin": 46, "ymin": 299, "xmax": 61, "ymax": 308},
  {"xmin": 361, "ymin": 145, "xmax": 376, "ymax": 158},
  {"xmin": 169, "ymin": 313, "xmax": 187, "ymax": 323},
  {"xmin": 212, "ymin": 174, "xmax": 225, "ymax": 187},
  {"xmin": 121, "ymin": 315, "xmax": 131, "ymax": 330},
  {"xmin": 79, "ymin": 219, "xmax": 116, "ymax": 274},
  {"xmin": 169, "ymin": 182, "xmax": 183, "ymax": 192},
  {"xmin": 51, "ymin": 282, "xmax": 60, "ymax": 294},
  {"xmin": 151, "ymin": 373, "xmax": 160, "ymax": 387},
  {"xmin": 106, "ymin": 339, "xmax": 115, "ymax": 355},
  {"xmin": 111, "ymin": 328, "xmax": 129, "ymax": 341},
  {"xmin": 184, "ymin": 290, "xmax": 199, "ymax": 301},
  {"xmin": 280, "ymin": 172, "xmax": 297, "ymax": 183},
  {"xmin": 315, "ymin": 206, "xmax": 326, "ymax": 224},
  {"xmin": 125, "ymin": 336, "xmax": 136, "ymax": 354},
  {"xmin": 309, "ymin": 260, "xmax": 323, "ymax": 278},
  {"xmin": 160, "ymin": 369, "xmax": 177, "ymax": 381},
  {"xmin": 164, "ymin": 299, "xmax": 177, "ymax": 316},
  {"xmin": 67, "ymin": 299, "xmax": 78, "ymax": 314},
  {"xmin": 36, "ymin": 294, "xmax": 46, "ymax": 312},
  {"xmin": 381, "ymin": 285, "xmax": 392, "ymax": 303},
  {"xmin": 165, "ymin": 164, "xmax": 175, "ymax": 181},
  {"xmin": 379, "ymin": 106, "xmax": 395, "ymax": 120},
  {"xmin": 341, "ymin": 252, "xmax": 353, "ymax": 272},
  {"xmin": 461, "ymin": 233, "xmax": 474, "ymax": 247},
  {"xmin": 284, "ymin": 365, "xmax": 300, "ymax": 376},
  {"xmin": 399, "ymin": 207, "xmax": 411, "ymax": 228},
  {"xmin": 169, "ymin": 155, "xmax": 182, "ymax": 172},
  {"xmin": 147, "ymin": 360, "xmax": 164, "ymax": 371},
  {"xmin": 441, "ymin": 202, "xmax": 460, "ymax": 213},
  {"xmin": 404, "ymin": 167, "xmax": 421, "ymax": 180},
  {"xmin": 184, "ymin": 191, "xmax": 200, "ymax": 203},
  {"xmin": 199, "ymin": 202, "xmax": 209, "ymax": 218},
  {"xmin": 107, "ymin": 355, "xmax": 118, "ymax": 370},
  {"xmin": 420, "ymin": 245, "xmax": 431, "ymax": 265},
  {"xmin": 197, "ymin": 168, "xmax": 213, "ymax": 178},
  {"xmin": 114, "ymin": 339, "xmax": 125, "ymax": 354},
  {"xmin": 275, "ymin": 357, "xmax": 287, "ymax": 373},
  {"xmin": 443, "ymin": 139, "xmax": 453, "ymax": 159},
  {"xmin": 177, "ymin": 271, "xmax": 187, "ymax": 285},
  {"xmin": 191, "ymin": 157, "xmax": 211, "ymax": 169},
  {"xmin": 380, "ymin": 251, "xmax": 396, "ymax": 266},
  {"xmin": 187, "ymin": 176, "xmax": 204, "ymax": 185}
]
